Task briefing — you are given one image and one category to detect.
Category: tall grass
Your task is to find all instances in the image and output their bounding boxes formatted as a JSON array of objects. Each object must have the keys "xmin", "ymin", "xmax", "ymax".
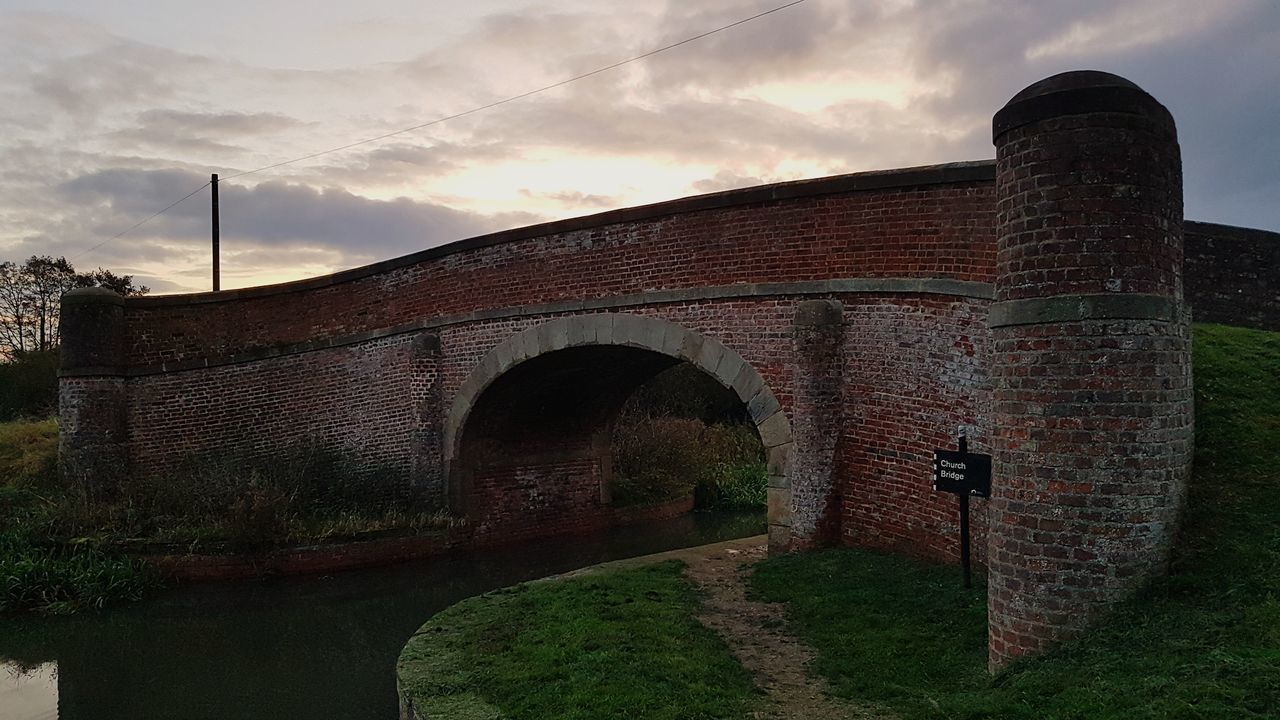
[
  {"xmin": 0, "ymin": 417, "xmax": 57, "ymax": 488},
  {"xmin": 0, "ymin": 484, "xmax": 152, "ymax": 614},
  {"xmin": 0, "ymin": 419, "xmax": 452, "ymax": 612},
  {"xmin": 48, "ymin": 444, "xmax": 453, "ymax": 547}
]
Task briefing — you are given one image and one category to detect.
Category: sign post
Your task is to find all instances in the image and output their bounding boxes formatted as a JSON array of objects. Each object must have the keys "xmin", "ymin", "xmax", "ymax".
[{"xmin": 933, "ymin": 433, "xmax": 991, "ymax": 588}]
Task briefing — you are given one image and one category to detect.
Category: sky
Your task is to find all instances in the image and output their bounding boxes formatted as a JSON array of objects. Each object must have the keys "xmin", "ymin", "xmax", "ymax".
[{"xmin": 0, "ymin": 0, "xmax": 1276, "ymax": 294}]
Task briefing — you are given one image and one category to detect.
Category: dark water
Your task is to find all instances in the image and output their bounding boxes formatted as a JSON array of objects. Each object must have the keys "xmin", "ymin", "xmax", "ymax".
[{"xmin": 0, "ymin": 511, "xmax": 764, "ymax": 720}]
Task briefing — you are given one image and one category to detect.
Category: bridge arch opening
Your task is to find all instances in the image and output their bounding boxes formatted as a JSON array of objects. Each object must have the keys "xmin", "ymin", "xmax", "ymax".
[{"xmin": 444, "ymin": 314, "xmax": 793, "ymax": 549}]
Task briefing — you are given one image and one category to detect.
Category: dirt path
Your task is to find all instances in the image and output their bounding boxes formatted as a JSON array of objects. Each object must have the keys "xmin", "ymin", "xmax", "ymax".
[{"xmin": 682, "ymin": 539, "xmax": 891, "ymax": 720}]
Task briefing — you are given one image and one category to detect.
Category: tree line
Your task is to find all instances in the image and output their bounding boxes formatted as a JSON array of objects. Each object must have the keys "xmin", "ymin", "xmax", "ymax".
[{"xmin": 1, "ymin": 255, "xmax": 147, "ymax": 419}]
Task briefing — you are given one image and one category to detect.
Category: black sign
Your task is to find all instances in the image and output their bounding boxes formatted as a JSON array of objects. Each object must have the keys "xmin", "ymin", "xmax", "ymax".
[{"xmin": 932, "ymin": 449, "xmax": 992, "ymax": 498}]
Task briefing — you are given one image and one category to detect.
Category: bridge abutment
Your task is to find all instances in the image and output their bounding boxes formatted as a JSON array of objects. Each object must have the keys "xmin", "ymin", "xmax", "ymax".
[
  {"xmin": 987, "ymin": 71, "xmax": 1195, "ymax": 668},
  {"xmin": 786, "ymin": 299, "xmax": 845, "ymax": 549},
  {"xmin": 58, "ymin": 288, "xmax": 129, "ymax": 499}
]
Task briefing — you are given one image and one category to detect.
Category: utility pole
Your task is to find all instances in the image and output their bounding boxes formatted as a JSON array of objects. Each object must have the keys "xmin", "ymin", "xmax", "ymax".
[{"xmin": 211, "ymin": 173, "xmax": 220, "ymax": 291}]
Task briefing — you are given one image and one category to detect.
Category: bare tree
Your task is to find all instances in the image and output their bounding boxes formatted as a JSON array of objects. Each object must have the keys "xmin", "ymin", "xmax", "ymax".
[
  {"xmin": 0, "ymin": 261, "xmax": 33, "ymax": 359},
  {"xmin": 0, "ymin": 256, "xmax": 148, "ymax": 360}
]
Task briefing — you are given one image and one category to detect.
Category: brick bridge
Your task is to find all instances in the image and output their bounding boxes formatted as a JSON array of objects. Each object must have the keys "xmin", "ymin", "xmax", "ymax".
[{"xmin": 59, "ymin": 71, "xmax": 1277, "ymax": 667}]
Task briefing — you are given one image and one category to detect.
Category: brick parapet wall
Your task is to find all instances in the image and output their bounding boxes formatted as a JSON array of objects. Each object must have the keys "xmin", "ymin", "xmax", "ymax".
[
  {"xmin": 126, "ymin": 331, "xmax": 445, "ymax": 506},
  {"xmin": 110, "ymin": 165, "xmax": 1271, "ymax": 372},
  {"xmin": 120, "ymin": 166, "xmax": 997, "ymax": 366},
  {"xmin": 1184, "ymin": 221, "xmax": 1280, "ymax": 331}
]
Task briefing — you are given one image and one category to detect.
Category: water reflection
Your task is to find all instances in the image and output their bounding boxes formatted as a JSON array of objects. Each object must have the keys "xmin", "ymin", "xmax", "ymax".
[
  {"xmin": 1, "ymin": 662, "xmax": 57, "ymax": 720},
  {"xmin": 0, "ymin": 511, "xmax": 763, "ymax": 720}
]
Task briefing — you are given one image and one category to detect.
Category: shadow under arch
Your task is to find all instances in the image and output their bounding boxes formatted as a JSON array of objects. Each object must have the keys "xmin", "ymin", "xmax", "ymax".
[{"xmin": 443, "ymin": 313, "xmax": 794, "ymax": 552}]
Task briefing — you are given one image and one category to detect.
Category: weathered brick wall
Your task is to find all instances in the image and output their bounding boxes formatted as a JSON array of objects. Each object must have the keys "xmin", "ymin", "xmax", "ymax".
[
  {"xmin": 839, "ymin": 295, "xmax": 993, "ymax": 565},
  {"xmin": 1185, "ymin": 221, "xmax": 1280, "ymax": 330},
  {"xmin": 469, "ymin": 459, "xmax": 604, "ymax": 542},
  {"xmin": 789, "ymin": 300, "xmax": 846, "ymax": 548},
  {"xmin": 987, "ymin": 71, "xmax": 1194, "ymax": 668},
  {"xmin": 126, "ymin": 331, "xmax": 444, "ymax": 504}
]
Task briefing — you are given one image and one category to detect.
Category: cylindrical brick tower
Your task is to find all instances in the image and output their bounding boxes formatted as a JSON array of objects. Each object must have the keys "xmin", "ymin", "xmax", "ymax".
[
  {"xmin": 987, "ymin": 71, "xmax": 1194, "ymax": 668},
  {"xmin": 58, "ymin": 287, "xmax": 129, "ymax": 499}
]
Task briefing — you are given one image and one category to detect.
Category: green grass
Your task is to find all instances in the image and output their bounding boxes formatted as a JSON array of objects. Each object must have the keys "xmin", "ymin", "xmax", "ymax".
[
  {"xmin": 0, "ymin": 485, "xmax": 153, "ymax": 614},
  {"xmin": 398, "ymin": 561, "xmax": 760, "ymax": 720},
  {"xmin": 750, "ymin": 323, "xmax": 1280, "ymax": 719}
]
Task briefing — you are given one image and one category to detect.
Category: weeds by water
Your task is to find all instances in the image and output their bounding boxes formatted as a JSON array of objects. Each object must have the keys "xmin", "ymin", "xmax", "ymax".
[
  {"xmin": 0, "ymin": 426, "xmax": 453, "ymax": 612},
  {"xmin": 0, "ymin": 485, "xmax": 152, "ymax": 614}
]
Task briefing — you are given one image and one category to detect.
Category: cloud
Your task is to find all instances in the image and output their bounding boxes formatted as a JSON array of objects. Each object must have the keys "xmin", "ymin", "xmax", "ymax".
[
  {"xmin": 303, "ymin": 140, "xmax": 517, "ymax": 190},
  {"xmin": 1, "ymin": 0, "xmax": 1278, "ymax": 294},
  {"xmin": 691, "ymin": 170, "xmax": 767, "ymax": 194},
  {"xmin": 57, "ymin": 168, "xmax": 534, "ymax": 258},
  {"xmin": 519, "ymin": 189, "xmax": 619, "ymax": 209},
  {"xmin": 103, "ymin": 109, "xmax": 308, "ymax": 156}
]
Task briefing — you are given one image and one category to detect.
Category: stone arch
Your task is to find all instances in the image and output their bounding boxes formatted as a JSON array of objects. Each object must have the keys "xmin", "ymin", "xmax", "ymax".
[{"xmin": 443, "ymin": 313, "xmax": 794, "ymax": 551}]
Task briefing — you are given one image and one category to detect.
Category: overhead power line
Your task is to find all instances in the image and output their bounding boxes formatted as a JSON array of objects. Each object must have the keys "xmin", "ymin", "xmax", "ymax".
[
  {"xmin": 73, "ymin": 180, "xmax": 211, "ymax": 261},
  {"xmin": 81, "ymin": 0, "xmax": 809, "ymax": 257},
  {"xmin": 223, "ymin": 0, "xmax": 808, "ymax": 181}
]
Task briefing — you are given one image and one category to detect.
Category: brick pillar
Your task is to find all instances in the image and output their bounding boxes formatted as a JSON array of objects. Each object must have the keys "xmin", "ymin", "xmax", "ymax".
[
  {"xmin": 987, "ymin": 71, "xmax": 1194, "ymax": 668},
  {"xmin": 58, "ymin": 287, "xmax": 129, "ymax": 498},
  {"xmin": 409, "ymin": 331, "xmax": 445, "ymax": 505},
  {"xmin": 788, "ymin": 299, "xmax": 844, "ymax": 549}
]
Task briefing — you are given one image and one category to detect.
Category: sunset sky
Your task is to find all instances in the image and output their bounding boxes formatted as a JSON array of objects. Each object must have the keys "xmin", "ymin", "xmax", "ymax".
[{"xmin": 1, "ymin": 0, "xmax": 1276, "ymax": 293}]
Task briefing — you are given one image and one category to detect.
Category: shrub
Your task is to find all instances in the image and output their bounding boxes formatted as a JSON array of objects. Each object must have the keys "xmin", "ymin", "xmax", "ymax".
[
  {"xmin": 0, "ymin": 351, "xmax": 59, "ymax": 421},
  {"xmin": 612, "ymin": 416, "xmax": 712, "ymax": 505},
  {"xmin": 611, "ymin": 415, "xmax": 766, "ymax": 509},
  {"xmin": 714, "ymin": 459, "xmax": 768, "ymax": 509}
]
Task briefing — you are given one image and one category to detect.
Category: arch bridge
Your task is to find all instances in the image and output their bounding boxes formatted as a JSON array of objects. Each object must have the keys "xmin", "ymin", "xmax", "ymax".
[{"xmin": 62, "ymin": 71, "xmax": 1279, "ymax": 666}]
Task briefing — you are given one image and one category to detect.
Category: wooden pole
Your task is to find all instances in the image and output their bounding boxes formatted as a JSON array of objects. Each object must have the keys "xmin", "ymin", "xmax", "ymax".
[
  {"xmin": 958, "ymin": 432, "xmax": 972, "ymax": 589},
  {"xmin": 211, "ymin": 173, "xmax": 220, "ymax": 292}
]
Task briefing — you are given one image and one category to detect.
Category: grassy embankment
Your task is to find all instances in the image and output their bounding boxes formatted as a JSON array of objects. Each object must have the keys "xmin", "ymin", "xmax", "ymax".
[
  {"xmin": 751, "ymin": 323, "xmax": 1280, "ymax": 718},
  {"xmin": 397, "ymin": 560, "xmax": 759, "ymax": 720}
]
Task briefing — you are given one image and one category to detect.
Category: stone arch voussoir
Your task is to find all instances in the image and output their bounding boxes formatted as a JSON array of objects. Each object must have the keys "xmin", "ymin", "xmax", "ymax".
[{"xmin": 443, "ymin": 313, "xmax": 795, "ymax": 551}]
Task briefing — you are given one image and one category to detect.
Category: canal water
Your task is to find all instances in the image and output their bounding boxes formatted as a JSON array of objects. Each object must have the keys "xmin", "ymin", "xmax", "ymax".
[{"xmin": 0, "ymin": 510, "xmax": 763, "ymax": 720}]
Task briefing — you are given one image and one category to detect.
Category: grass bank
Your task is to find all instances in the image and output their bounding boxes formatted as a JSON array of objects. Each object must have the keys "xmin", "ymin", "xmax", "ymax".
[
  {"xmin": 397, "ymin": 560, "xmax": 759, "ymax": 720},
  {"xmin": 751, "ymin": 323, "xmax": 1280, "ymax": 718}
]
